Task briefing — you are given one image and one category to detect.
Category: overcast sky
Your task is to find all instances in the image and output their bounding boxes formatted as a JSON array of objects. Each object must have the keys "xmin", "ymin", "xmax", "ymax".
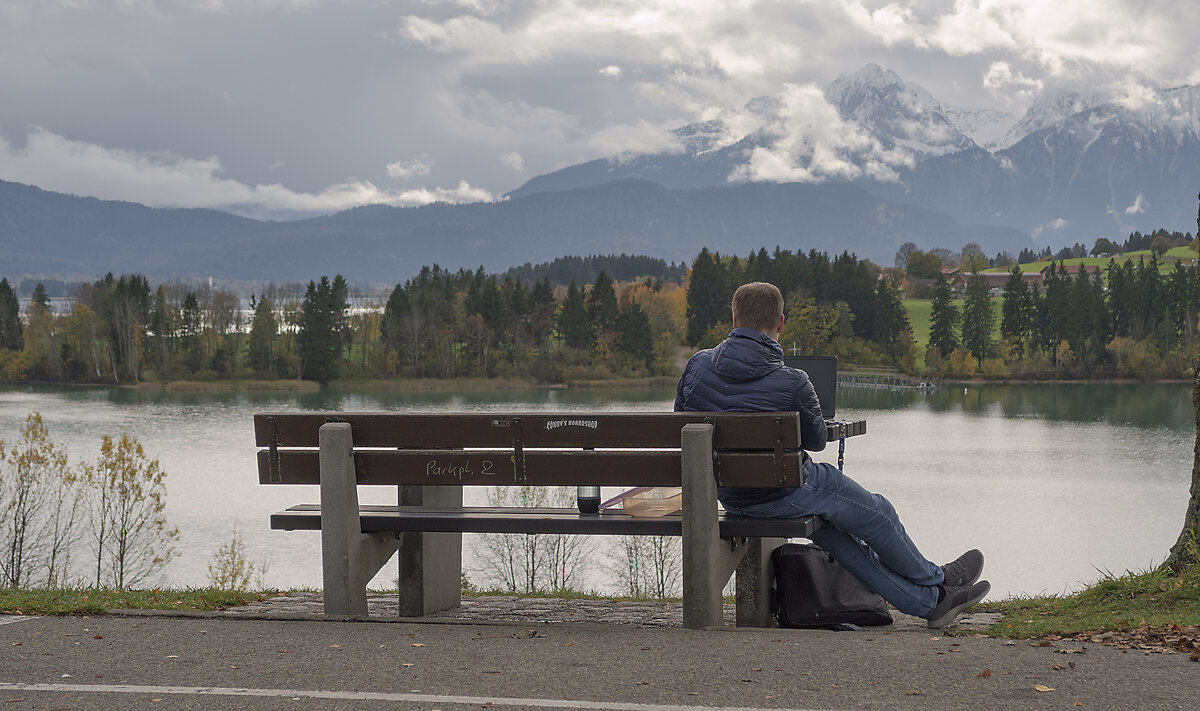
[{"xmin": 0, "ymin": 0, "xmax": 1195, "ymax": 219}]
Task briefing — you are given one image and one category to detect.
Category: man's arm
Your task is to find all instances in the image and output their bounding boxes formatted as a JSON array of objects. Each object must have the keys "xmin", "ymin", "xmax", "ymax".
[
  {"xmin": 793, "ymin": 373, "xmax": 828, "ymax": 452},
  {"xmin": 673, "ymin": 357, "xmax": 692, "ymax": 412}
]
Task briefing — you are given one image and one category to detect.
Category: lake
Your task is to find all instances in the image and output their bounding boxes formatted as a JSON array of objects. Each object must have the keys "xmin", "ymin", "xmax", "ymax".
[{"xmin": 0, "ymin": 381, "xmax": 1193, "ymax": 600}]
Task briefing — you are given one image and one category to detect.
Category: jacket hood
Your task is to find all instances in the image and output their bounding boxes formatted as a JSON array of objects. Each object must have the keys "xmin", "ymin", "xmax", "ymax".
[{"xmin": 711, "ymin": 327, "xmax": 784, "ymax": 383}]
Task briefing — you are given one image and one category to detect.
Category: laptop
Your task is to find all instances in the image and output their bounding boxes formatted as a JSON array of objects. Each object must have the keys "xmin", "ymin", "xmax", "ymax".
[{"xmin": 783, "ymin": 355, "xmax": 837, "ymax": 420}]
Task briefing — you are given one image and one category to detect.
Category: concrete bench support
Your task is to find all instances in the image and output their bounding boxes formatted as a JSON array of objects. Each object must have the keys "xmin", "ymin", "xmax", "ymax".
[
  {"xmin": 396, "ymin": 484, "xmax": 463, "ymax": 617},
  {"xmin": 319, "ymin": 422, "xmax": 402, "ymax": 616},
  {"xmin": 734, "ymin": 536, "xmax": 786, "ymax": 627},
  {"xmin": 681, "ymin": 423, "xmax": 749, "ymax": 629}
]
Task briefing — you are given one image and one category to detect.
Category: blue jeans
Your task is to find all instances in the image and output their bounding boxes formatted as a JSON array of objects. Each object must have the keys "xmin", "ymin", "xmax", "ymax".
[{"xmin": 722, "ymin": 461, "xmax": 943, "ymax": 617}]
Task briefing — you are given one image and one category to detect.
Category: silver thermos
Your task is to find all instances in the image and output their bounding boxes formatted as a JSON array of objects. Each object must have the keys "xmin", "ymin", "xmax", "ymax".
[{"xmin": 577, "ymin": 486, "xmax": 600, "ymax": 514}]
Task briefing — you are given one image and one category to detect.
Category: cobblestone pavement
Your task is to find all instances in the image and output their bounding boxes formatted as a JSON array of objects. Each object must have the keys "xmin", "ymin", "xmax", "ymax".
[{"xmin": 217, "ymin": 591, "xmax": 1002, "ymax": 631}]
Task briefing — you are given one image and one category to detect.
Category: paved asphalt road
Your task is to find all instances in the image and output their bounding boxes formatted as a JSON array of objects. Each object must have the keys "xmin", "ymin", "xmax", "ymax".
[{"xmin": 1, "ymin": 612, "xmax": 1196, "ymax": 710}]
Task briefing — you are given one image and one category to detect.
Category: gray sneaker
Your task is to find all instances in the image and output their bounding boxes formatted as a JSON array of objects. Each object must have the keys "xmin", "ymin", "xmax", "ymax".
[
  {"xmin": 941, "ymin": 549, "xmax": 984, "ymax": 588},
  {"xmin": 927, "ymin": 580, "xmax": 990, "ymax": 629}
]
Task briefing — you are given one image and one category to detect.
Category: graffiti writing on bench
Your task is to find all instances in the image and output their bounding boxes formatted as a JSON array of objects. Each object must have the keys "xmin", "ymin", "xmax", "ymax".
[{"xmin": 425, "ymin": 459, "xmax": 496, "ymax": 480}]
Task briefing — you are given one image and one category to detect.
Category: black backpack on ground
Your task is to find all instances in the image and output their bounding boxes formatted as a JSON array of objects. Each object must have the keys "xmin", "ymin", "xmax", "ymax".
[{"xmin": 770, "ymin": 543, "xmax": 893, "ymax": 630}]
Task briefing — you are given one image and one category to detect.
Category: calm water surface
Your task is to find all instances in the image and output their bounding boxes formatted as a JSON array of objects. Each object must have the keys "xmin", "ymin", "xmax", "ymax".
[{"xmin": 0, "ymin": 381, "xmax": 1192, "ymax": 600}]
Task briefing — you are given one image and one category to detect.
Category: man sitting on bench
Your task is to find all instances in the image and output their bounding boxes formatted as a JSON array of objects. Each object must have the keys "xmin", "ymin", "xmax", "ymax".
[{"xmin": 674, "ymin": 281, "xmax": 990, "ymax": 628}]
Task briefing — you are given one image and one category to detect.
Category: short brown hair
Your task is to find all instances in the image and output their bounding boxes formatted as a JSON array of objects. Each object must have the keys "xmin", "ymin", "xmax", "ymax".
[{"xmin": 731, "ymin": 282, "xmax": 783, "ymax": 332}]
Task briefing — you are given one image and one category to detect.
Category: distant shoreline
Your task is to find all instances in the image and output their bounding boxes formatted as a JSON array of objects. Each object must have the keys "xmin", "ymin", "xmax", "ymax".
[
  {"xmin": 2, "ymin": 373, "xmax": 1188, "ymax": 393},
  {"xmin": 128, "ymin": 376, "xmax": 681, "ymax": 393}
]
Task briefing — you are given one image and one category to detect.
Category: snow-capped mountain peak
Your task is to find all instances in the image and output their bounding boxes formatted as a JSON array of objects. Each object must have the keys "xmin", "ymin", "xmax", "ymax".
[{"xmin": 826, "ymin": 64, "xmax": 978, "ymax": 157}]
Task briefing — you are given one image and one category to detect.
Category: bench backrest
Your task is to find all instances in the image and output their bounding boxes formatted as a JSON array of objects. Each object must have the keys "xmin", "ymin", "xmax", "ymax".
[{"xmin": 254, "ymin": 412, "xmax": 803, "ymax": 488}]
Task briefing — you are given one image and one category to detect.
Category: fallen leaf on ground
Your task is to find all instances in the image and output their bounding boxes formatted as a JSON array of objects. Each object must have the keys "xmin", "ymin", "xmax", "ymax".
[
  {"xmin": 978, "ymin": 669, "xmax": 992, "ymax": 678},
  {"xmin": 905, "ymin": 690, "xmax": 922, "ymax": 696},
  {"xmin": 412, "ymin": 643, "xmax": 426, "ymax": 647},
  {"xmin": 1058, "ymin": 648, "xmax": 1085, "ymax": 654},
  {"xmin": 165, "ymin": 655, "xmax": 178, "ymax": 659},
  {"xmin": 401, "ymin": 663, "xmax": 415, "ymax": 668},
  {"xmin": 512, "ymin": 630, "xmax": 536, "ymax": 639},
  {"xmin": 1035, "ymin": 684, "xmax": 1055, "ymax": 692},
  {"xmin": 1052, "ymin": 662, "xmax": 1065, "ymax": 670},
  {"xmin": 330, "ymin": 644, "xmax": 342, "ymax": 649}
]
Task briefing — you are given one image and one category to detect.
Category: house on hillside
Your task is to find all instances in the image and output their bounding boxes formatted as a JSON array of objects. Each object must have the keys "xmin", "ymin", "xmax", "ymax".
[
  {"xmin": 949, "ymin": 271, "xmax": 1045, "ymax": 297},
  {"xmin": 1049, "ymin": 264, "xmax": 1103, "ymax": 277}
]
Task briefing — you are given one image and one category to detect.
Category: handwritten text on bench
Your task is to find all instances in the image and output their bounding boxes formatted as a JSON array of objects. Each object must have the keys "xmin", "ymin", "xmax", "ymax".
[{"xmin": 424, "ymin": 459, "xmax": 497, "ymax": 480}]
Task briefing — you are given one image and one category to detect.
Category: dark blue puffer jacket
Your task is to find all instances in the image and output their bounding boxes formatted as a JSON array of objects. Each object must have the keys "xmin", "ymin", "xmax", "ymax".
[{"xmin": 674, "ymin": 327, "xmax": 827, "ymax": 506}]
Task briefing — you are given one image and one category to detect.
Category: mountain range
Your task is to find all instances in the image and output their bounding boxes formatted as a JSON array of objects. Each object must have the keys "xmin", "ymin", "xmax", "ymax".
[
  {"xmin": 3, "ymin": 64, "xmax": 1197, "ymax": 285},
  {"xmin": 512, "ymin": 65, "xmax": 1200, "ymax": 244}
]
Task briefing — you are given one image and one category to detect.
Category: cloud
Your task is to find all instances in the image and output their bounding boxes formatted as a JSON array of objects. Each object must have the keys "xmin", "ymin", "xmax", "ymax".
[
  {"xmin": 499, "ymin": 151, "xmax": 525, "ymax": 171},
  {"xmin": 0, "ymin": 127, "xmax": 491, "ymax": 213},
  {"xmin": 728, "ymin": 84, "xmax": 912, "ymax": 184},
  {"xmin": 387, "ymin": 157, "xmax": 434, "ymax": 179},
  {"xmin": 1124, "ymin": 194, "xmax": 1146, "ymax": 214},
  {"xmin": 4, "ymin": 0, "xmax": 1198, "ymax": 216},
  {"xmin": 1032, "ymin": 217, "xmax": 1070, "ymax": 237},
  {"xmin": 393, "ymin": 180, "xmax": 495, "ymax": 206},
  {"xmin": 840, "ymin": 0, "xmax": 1197, "ymax": 85},
  {"xmin": 983, "ymin": 61, "xmax": 1043, "ymax": 100}
]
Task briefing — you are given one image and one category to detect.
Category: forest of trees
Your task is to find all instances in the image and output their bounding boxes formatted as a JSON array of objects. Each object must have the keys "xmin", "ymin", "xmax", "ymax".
[
  {"xmin": 927, "ymin": 254, "xmax": 1199, "ymax": 378},
  {"xmin": 0, "ymin": 235, "xmax": 1196, "ymax": 385},
  {"xmin": 684, "ymin": 247, "xmax": 912, "ymax": 366}
]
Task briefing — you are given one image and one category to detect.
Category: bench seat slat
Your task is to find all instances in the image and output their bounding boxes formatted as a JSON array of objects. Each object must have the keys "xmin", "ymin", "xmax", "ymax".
[
  {"xmin": 254, "ymin": 412, "xmax": 803, "ymax": 449},
  {"xmin": 270, "ymin": 504, "xmax": 822, "ymax": 539},
  {"xmin": 257, "ymin": 449, "xmax": 802, "ymax": 487}
]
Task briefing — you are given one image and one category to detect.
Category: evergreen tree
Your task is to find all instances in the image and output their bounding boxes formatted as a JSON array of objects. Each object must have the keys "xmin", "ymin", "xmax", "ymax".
[
  {"xmin": 928, "ymin": 273, "xmax": 958, "ymax": 357},
  {"xmin": 245, "ymin": 294, "xmax": 278, "ymax": 377},
  {"xmin": 0, "ymin": 278, "xmax": 22, "ymax": 350},
  {"xmin": 872, "ymin": 273, "xmax": 910, "ymax": 359},
  {"xmin": 181, "ymin": 291, "xmax": 203, "ymax": 373},
  {"xmin": 960, "ymin": 272, "xmax": 995, "ymax": 363},
  {"xmin": 298, "ymin": 276, "xmax": 346, "ymax": 384},
  {"xmin": 330, "ymin": 275, "xmax": 351, "ymax": 371},
  {"xmin": 557, "ymin": 281, "xmax": 590, "ymax": 350},
  {"xmin": 32, "ymin": 283, "xmax": 50, "ymax": 308},
  {"xmin": 1000, "ymin": 266, "xmax": 1032, "ymax": 358},
  {"xmin": 685, "ymin": 248, "xmax": 727, "ymax": 345},
  {"xmin": 829, "ymin": 252, "xmax": 877, "ymax": 339},
  {"xmin": 616, "ymin": 302, "xmax": 655, "ymax": 370},
  {"xmin": 586, "ymin": 270, "xmax": 619, "ymax": 339},
  {"xmin": 528, "ymin": 277, "xmax": 556, "ymax": 344},
  {"xmin": 1041, "ymin": 262, "xmax": 1071, "ymax": 360}
]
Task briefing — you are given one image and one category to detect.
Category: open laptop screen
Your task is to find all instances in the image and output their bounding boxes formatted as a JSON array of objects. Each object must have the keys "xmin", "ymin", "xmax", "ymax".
[{"xmin": 782, "ymin": 355, "xmax": 837, "ymax": 419}]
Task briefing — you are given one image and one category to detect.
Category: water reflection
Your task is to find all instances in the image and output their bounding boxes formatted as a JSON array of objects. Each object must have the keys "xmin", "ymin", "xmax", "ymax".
[{"xmin": 840, "ymin": 382, "xmax": 1191, "ymax": 430}]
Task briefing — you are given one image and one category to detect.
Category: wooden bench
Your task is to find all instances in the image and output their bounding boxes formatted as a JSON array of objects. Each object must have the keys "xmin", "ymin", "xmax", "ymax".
[{"xmin": 256, "ymin": 412, "xmax": 865, "ymax": 628}]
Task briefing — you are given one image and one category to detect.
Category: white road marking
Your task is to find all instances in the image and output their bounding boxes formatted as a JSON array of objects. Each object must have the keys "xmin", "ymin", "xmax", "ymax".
[
  {"xmin": 0, "ymin": 682, "xmax": 838, "ymax": 711},
  {"xmin": 0, "ymin": 616, "xmax": 34, "ymax": 626}
]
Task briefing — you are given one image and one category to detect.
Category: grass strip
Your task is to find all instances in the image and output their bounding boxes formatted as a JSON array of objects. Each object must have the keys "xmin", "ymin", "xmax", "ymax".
[{"xmin": 980, "ymin": 562, "xmax": 1200, "ymax": 638}]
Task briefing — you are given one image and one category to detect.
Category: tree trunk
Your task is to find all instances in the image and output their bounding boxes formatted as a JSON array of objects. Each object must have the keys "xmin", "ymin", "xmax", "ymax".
[
  {"xmin": 1163, "ymin": 368, "xmax": 1200, "ymax": 571},
  {"xmin": 1162, "ymin": 193, "xmax": 1200, "ymax": 572}
]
